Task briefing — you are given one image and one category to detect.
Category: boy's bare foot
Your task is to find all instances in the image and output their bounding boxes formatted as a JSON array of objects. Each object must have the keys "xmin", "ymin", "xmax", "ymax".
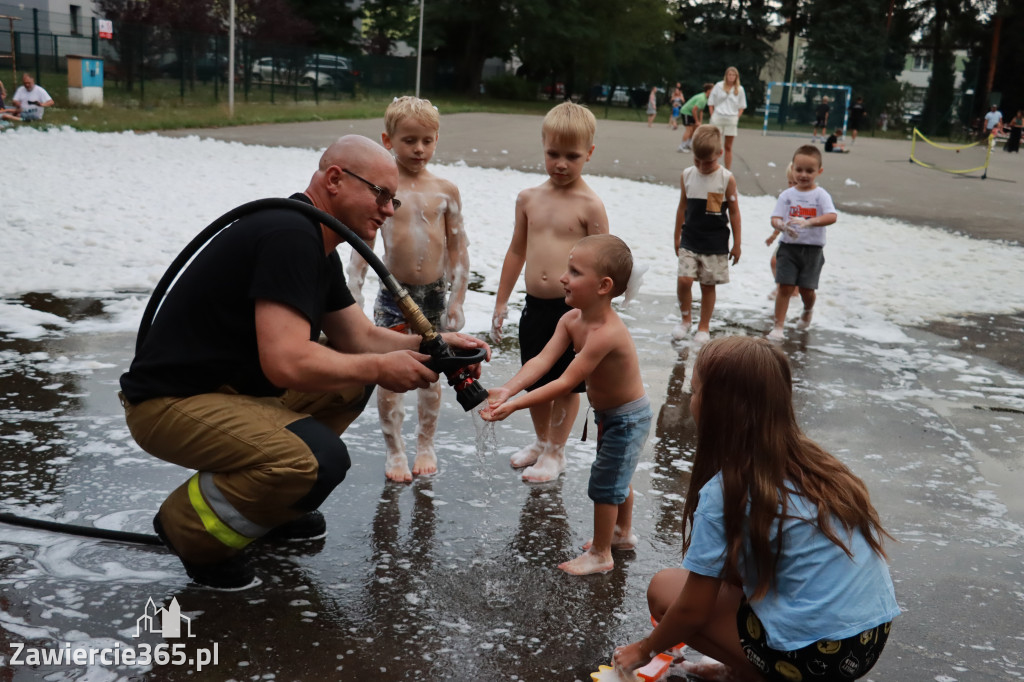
[
  {"xmin": 522, "ymin": 446, "xmax": 566, "ymax": 482},
  {"xmin": 385, "ymin": 451, "xmax": 412, "ymax": 483},
  {"xmin": 796, "ymin": 307, "xmax": 814, "ymax": 330},
  {"xmin": 766, "ymin": 326, "xmax": 785, "ymax": 341},
  {"xmin": 582, "ymin": 530, "xmax": 638, "ymax": 552},
  {"xmin": 767, "ymin": 287, "xmax": 778, "ymax": 301},
  {"xmin": 558, "ymin": 549, "xmax": 614, "ymax": 575},
  {"xmin": 412, "ymin": 445, "xmax": 438, "ymax": 477},
  {"xmin": 693, "ymin": 330, "xmax": 711, "ymax": 345},
  {"xmin": 510, "ymin": 440, "xmax": 544, "ymax": 468}
]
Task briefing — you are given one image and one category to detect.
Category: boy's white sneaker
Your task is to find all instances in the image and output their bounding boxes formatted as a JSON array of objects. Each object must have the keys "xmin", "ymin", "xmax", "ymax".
[
  {"xmin": 693, "ymin": 331, "xmax": 711, "ymax": 344},
  {"xmin": 766, "ymin": 326, "xmax": 785, "ymax": 341},
  {"xmin": 671, "ymin": 323, "xmax": 690, "ymax": 340}
]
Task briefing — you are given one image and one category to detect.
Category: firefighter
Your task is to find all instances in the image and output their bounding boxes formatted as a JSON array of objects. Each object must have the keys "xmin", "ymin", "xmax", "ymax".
[{"xmin": 119, "ymin": 135, "xmax": 488, "ymax": 589}]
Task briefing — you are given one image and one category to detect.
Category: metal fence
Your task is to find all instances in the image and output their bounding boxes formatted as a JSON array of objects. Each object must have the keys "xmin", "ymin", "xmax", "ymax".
[{"xmin": 0, "ymin": 2, "xmax": 426, "ymax": 106}]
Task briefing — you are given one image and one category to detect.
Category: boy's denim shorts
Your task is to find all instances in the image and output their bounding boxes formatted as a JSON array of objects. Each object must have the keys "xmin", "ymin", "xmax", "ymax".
[{"xmin": 589, "ymin": 395, "xmax": 652, "ymax": 505}]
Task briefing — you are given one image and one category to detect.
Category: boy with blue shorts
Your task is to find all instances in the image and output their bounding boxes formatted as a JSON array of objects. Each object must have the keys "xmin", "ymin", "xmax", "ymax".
[{"xmin": 483, "ymin": 235, "xmax": 651, "ymax": 576}]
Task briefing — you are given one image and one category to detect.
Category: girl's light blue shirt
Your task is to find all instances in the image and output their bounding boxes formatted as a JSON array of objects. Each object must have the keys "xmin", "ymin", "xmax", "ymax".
[{"xmin": 682, "ymin": 472, "xmax": 900, "ymax": 650}]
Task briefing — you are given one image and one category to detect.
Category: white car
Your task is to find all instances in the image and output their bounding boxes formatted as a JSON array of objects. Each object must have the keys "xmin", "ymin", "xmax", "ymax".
[
  {"xmin": 251, "ymin": 57, "xmax": 288, "ymax": 83},
  {"xmin": 301, "ymin": 54, "xmax": 357, "ymax": 91}
]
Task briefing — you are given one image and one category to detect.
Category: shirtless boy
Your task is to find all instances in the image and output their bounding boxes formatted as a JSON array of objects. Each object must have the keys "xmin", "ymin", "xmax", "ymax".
[
  {"xmin": 492, "ymin": 101, "xmax": 610, "ymax": 483},
  {"xmin": 347, "ymin": 96, "xmax": 470, "ymax": 482},
  {"xmin": 483, "ymin": 235, "xmax": 651, "ymax": 575}
]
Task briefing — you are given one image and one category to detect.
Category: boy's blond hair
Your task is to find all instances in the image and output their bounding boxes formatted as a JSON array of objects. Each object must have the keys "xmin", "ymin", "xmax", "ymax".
[
  {"xmin": 384, "ymin": 96, "xmax": 440, "ymax": 137},
  {"xmin": 691, "ymin": 124, "xmax": 723, "ymax": 159},
  {"xmin": 542, "ymin": 101, "xmax": 596, "ymax": 147},
  {"xmin": 578, "ymin": 234, "xmax": 632, "ymax": 298},
  {"xmin": 785, "ymin": 162, "xmax": 795, "ymax": 184}
]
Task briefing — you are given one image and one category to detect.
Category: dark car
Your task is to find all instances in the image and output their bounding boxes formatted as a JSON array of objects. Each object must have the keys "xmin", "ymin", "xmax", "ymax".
[
  {"xmin": 158, "ymin": 55, "xmax": 229, "ymax": 83},
  {"xmin": 301, "ymin": 54, "xmax": 359, "ymax": 92}
]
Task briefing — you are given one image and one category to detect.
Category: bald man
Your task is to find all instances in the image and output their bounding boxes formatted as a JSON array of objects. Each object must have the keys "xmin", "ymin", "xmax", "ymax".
[{"xmin": 120, "ymin": 136, "xmax": 489, "ymax": 589}]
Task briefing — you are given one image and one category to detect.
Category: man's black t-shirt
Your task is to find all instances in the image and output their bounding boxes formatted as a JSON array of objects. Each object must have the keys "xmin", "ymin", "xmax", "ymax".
[{"xmin": 120, "ymin": 194, "xmax": 354, "ymax": 403}]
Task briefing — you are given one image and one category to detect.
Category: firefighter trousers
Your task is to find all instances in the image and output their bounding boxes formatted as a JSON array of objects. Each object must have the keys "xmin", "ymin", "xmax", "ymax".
[{"xmin": 121, "ymin": 384, "xmax": 373, "ymax": 564}]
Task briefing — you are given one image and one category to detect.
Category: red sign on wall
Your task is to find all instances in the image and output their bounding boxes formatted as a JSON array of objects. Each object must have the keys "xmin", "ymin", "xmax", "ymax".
[{"xmin": 98, "ymin": 19, "xmax": 113, "ymax": 39}]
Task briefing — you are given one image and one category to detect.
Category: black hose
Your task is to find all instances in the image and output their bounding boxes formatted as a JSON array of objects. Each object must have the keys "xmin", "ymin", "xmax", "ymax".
[
  {"xmin": 139, "ymin": 197, "xmax": 405, "ymax": 352},
  {"xmin": 0, "ymin": 511, "xmax": 163, "ymax": 546},
  {"xmin": 3, "ymin": 199, "xmax": 476, "ymax": 546}
]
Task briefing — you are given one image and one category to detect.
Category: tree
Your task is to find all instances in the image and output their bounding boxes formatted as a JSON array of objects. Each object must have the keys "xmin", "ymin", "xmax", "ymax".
[
  {"xmin": 802, "ymin": 0, "xmax": 915, "ymax": 124},
  {"xmin": 669, "ymin": 0, "xmax": 777, "ymax": 107},
  {"xmin": 361, "ymin": 0, "xmax": 418, "ymax": 56},
  {"xmin": 95, "ymin": 0, "xmax": 154, "ymax": 90},
  {"xmin": 511, "ymin": 0, "xmax": 675, "ymax": 101},
  {"xmin": 286, "ymin": 0, "xmax": 361, "ymax": 53},
  {"xmin": 422, "ymin": 0, "xmax": 515, "ymax": 94},
  {"xmin": 915, "ymin": 0, "xmax": 983, "ymax": 134}
]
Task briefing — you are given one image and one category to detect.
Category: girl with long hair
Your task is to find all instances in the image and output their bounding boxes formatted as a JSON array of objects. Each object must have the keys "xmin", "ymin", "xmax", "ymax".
[
  {"xmin": 707, "ymin": 67, "xmax": 747, "ymax": 170},
  {"xmin": 613, "ymin": 336, "xmax": 899, "ymax": 681}
]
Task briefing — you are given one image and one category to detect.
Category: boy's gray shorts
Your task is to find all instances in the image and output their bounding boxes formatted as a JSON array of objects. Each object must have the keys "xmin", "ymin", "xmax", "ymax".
[{"xmin": 775, "ymin": 243, "xmax": 825, "ymax": 290}]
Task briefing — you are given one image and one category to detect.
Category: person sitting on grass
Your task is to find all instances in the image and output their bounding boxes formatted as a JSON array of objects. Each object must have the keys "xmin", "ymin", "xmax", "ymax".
[{"xmin": 0, "ymin": 73, "xmax": 54, "ymax": 122}]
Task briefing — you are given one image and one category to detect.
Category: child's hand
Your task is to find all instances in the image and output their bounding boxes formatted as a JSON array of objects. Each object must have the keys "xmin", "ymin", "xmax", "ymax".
[
  {"xmin": 782, "ymin": 219, "xmax": 801, "ymax": 238},
  {"xmin": 765, "ymin": 229, "xmax": 779, "ymax": 246},
  {"xmin": 490, "ymin": 305, "xmax": 507, "ymax": 343},
  {"xmin": 729, "ymin": 244, "xmax": 741, "ymax": 265},
  {"xmin": 612, "ymin": 639, "xmax": 653, "ymax": 674},
  {"xmin": 444, "ymin": 304, "xmax": 465, "ymax": 333},
  {"xmin": 787, "ymin": 216, "xmax": 811, "ymax": 233},
  {"xmin": 479, "ymin": 387, "xmax": 514, "ymax": 421},
  {"xmin": 480, "ymin": 402, "xmax": 515, "ymax": 422}
]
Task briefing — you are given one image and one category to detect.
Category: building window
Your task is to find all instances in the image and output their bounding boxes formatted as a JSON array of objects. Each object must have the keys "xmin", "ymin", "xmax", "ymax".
[
  {"xmin": 70, "ymin": 5, "xmax": 81, "ymax": 35},
  {"xmin": 912, "ymin": 54, "xmax": 931, "ymax": 71}
]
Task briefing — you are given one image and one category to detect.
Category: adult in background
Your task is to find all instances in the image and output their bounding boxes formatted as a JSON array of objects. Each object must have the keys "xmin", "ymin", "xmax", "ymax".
[
  {"xmin": 982, "ymin": 104, "xmax": 1003, "ymax": 139},
  {"xmin": 119, "ymin": 135, "xmax": 489, "ymax": 590},
  {"xmin": 678, "ymin": 83, "xmax": 714, "ymax": 153},
  {"xmin": 812, "ymin": 95, "xmax": 831, "ymax": 142},
  {"xmin": 0, "ymin": 73, "xmax": 54, "ymax": 122},
  {"xmin": 647, "ymin": 86, "xmax": 659, "ymax": 128},
  {"xmin": 1004, "ymin": 109, "xmax": 1023, "ymax": 153},
  {"xmin": 847, "ymin": 96, "xmax": 867, "ymax": 145},
  {"xmin": 707, "ymin": 67, "xmax": 746, "ymax": 170}
]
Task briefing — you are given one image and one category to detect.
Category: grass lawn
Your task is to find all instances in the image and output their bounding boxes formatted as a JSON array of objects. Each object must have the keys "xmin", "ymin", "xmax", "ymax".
[{"xmin": 24, "ymin": 72, "xmax": 912, "ymax": 139}]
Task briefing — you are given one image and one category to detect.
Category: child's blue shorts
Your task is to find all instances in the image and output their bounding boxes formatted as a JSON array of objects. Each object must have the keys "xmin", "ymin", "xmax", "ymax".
[{"xmin": 588, "ymin": 395, "xmax": 652, "ymax": 505}]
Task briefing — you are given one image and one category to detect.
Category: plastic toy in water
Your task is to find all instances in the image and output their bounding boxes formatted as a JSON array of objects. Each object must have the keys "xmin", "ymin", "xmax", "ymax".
[{"xmin": 590, "ymin": 646, "xmax": 686, "ymax": 682}]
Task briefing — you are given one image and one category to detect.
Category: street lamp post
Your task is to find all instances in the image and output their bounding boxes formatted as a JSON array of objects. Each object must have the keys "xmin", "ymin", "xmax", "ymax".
[
  {"xmin": 415, "ymin": 0, "xmax": 424, "ymax": 97},
  {"xmin": 228, "ymin": 0, "xmax": 235, "ymax": 117}
]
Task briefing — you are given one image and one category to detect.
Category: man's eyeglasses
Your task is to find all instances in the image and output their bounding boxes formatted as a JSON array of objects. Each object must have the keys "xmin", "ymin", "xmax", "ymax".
[{"xmin": 342, "ymin": 169, "xmax": 401, "ymax": 210}]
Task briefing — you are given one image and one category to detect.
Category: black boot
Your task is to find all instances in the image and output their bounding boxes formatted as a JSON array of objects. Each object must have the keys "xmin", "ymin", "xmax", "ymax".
[{"xmin": 153, "ymin": 513, "xmax": 258, "ymax": 590}]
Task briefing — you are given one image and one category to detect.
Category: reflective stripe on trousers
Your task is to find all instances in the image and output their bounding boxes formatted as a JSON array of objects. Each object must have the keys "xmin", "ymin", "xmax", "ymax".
[{"xmin": 187, "ymin": 472, "xmax": 271, "ymax": 549}]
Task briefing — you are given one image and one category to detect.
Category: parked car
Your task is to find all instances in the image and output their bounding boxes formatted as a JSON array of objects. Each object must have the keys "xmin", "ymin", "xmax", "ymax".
[
  {"xmin": 158, "ymin": 55, "xmax": 228, "ymax": 83},
  {"xmin": 300, "ymin": 54, "xmax": 358, "ymax": 92},
  {"xmin": 251, "ymin": 56, "xmax": 290, "ymax": 84}
]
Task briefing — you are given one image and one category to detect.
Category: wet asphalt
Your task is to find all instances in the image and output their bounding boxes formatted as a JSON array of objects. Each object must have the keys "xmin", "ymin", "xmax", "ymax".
[{"xmin": 0, "ymin": 115, "xmax": 1022, "ymax": 681}]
